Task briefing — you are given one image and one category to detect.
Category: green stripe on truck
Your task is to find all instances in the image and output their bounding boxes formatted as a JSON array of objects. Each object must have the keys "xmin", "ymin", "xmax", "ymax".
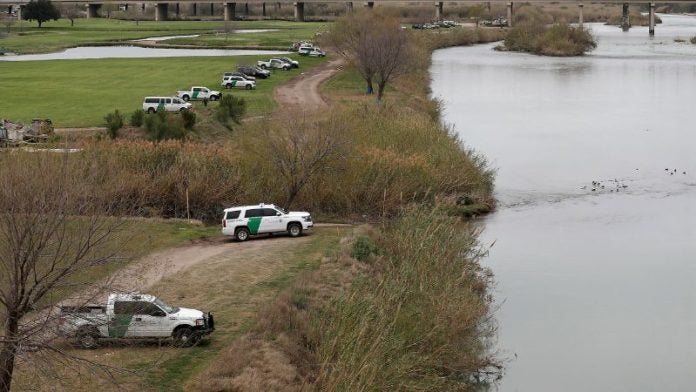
[{"xmin": 109, "ymin": 314, "xmax": 133, "ymax": 338}]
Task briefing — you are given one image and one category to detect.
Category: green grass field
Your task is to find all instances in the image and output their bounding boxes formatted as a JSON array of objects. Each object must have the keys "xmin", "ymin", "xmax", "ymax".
[
  {"xmin": 0, "ymin": 19, "xmax": 325, "ymax": 54},
  {"xmin": 0, "ymin": 55, "xmax": 326, "ymax": 127}
]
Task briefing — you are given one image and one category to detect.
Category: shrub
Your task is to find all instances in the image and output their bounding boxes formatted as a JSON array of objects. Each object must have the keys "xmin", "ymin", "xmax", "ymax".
[
  {"xmin": 181, "ymin": 110, "xmax": 196, "ymax": 130},
  {"xmin": 144, "ymin": 111, "xmax": 187, "ymax": 141},
  {"xmin": 350, "ymin": 236, "xmax": 379, "ymax": 261},
  {"xmin": 129, "ymin": 110, "xmax": 144, "ymax": 127},
  {"xmin": 104, "ymin": 109, "xmax": 124, "ymax": 139},
  {"xmin": 216, "ymin": 94, "xmax": 246, "ymax": 126},
  {"xmin": 503, "ymin": 22, "xmax": 596, "ymax": 56}
]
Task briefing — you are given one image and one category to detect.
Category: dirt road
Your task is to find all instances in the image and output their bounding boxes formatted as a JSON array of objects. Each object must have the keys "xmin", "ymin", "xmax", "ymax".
[{"xmin": 274, "ymin": 58, "xmax": 344, "ymax": 110}]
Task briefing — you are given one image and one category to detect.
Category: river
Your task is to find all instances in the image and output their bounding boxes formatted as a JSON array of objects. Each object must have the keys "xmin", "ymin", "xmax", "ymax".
[{"xmin": 431, "ymin": 14, "xmax": 696, "ymax": 392}]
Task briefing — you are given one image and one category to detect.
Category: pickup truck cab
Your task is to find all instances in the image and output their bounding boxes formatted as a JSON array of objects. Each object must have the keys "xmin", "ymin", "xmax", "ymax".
[
  {"xmin": 60, "ymin": 293, "xmax": 214, "ymax": 348},
  {"xmin": 279, "ymin": 57, "xmax": 300, "ymax": 68},
  {"xmin": 221, "ymin": 203, "xmax": 313, "ymax": 241},
  {"xmin": 142, "ymin": 96, "xmax": 192, "ymax": 113},
  {"xmin": 221, "ymin": 75, "xmax": 256, "ymax": 90},
  {"xmin": 257, "ymin": 58, "xmax": 291, "ymax": 71},
  {"xmin": 176, "ymin": 86, "xmax": 222, "ymax": 102}
]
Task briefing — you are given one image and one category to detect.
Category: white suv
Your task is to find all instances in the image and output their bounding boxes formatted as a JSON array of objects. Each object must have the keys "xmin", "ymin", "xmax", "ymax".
[
  {"xmin": 221, "ymin": 203, "xmax": 313, "ymax": 241},
  {"xmin": 221, "ymin": 75, "xmax": 256, "ymax": 90},
  {"xmin": 142, "ymin": 97, "xmax": 192, "ymax": 113}
]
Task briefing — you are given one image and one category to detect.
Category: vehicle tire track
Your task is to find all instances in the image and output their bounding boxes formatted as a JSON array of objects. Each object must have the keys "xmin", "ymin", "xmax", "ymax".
[{"xmin": 274, "ymin": 58, "xmax": 344, "ymax": 110}]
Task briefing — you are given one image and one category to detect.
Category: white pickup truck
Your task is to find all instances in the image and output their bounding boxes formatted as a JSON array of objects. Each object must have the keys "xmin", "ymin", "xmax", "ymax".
[
  {"xmin": 256, "ymin": 58, "xmax": 291, "ymax": 71},
  {"xmin": 59, "ymin": 293, "xmax": 214, "ymax": 348},
  {"xmin": 176, "ymin": 86, "xmax": 222, "ymax": 102}
]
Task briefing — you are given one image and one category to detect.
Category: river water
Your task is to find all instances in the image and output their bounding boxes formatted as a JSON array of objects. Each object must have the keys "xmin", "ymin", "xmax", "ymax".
[{"xmin": 431, "ymin": 14, "xmax": 696, "ymax": 392}]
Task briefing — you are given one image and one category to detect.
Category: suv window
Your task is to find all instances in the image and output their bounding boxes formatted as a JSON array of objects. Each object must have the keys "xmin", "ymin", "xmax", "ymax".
[
  {"xmin": 225, "ymin": 210, "xmax": 241, "ymax": 219},
  {"xmin": 263, "ymin": 208, "xmax": 279, "ymax": 217},
  {"xmin": 165, "ymin": 98, "xmax": 172, "ymax": 104},
  {"xmin": 244, "ymin": 208, "xmax": 263, "ymax": 218},
  {"xmin": 145, "ymin": 98, "xmax": 158, "ymax": 104}
]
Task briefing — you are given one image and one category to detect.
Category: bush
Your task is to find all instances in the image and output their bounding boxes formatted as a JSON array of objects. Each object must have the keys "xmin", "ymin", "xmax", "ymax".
[
  {"xmin": 181, "ymin": 109, "xmax": 196, "ymax": 130},
  {"xmin": 350, "ymin": 236, "xmax": 379, "ymax": 261},
  {"xmin": 144, "ymin": 111, "xmax": 187, "ymax": 141},
  {"xmin": 503, "ymin": 22, "xmax": 596, "ymax": 56},
  {"xmin": 104, "ymin": 109, "xmax": 124, "ymax": 139},
  {"xmin": 130, "ymin": 110, "xmax": 144, "ymax": 127},
  {"xmin": 216, "ymin": 94, "xmax": 246, "ymax": 126}
]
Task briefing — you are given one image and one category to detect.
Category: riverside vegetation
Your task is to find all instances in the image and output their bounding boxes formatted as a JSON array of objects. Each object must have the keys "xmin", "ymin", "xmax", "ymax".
[{"xmin": 2, "ymin": 14, "xmax": 505, "ymax": 391}]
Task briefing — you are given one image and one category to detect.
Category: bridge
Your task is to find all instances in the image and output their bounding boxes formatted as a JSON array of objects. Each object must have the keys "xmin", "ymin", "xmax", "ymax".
[{"xmin": 0, "ymin": 0, "xmax": 677, "ymax": 35}]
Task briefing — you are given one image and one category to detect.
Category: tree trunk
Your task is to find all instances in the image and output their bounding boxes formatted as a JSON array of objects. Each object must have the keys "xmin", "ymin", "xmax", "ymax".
[
  {"xmin": 377, "ymin": 82, "xmax": 386, "ymax": 101},
  {"xmin": 284, "ymin": 187, "xmax": 299, "ymax": 211},
  {"xmin": 0, "ymin": 316, "xmax": 19, "ymax": 392},
  {"xmin": 38, "ymin": 21, "xmax": 42, "ymax": 28},
  {"xmin": 70, "ymin": 18, "xmax": 74, "ymax": 27}
]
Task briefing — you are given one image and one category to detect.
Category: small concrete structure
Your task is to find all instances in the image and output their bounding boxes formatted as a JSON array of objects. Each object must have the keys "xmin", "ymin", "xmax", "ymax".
[
  {"xmin": 155, "ymin": 2, "xmax": 168, "ymax": 20},
  {"xmin": 621, "ymin": 3, "xmax": 629, "ymax": 31},
  {"xmin": 224, "ymin": 2, "xmax": 235, "ymax": 20},
  {"xmin": 506, "ymin": 2, "xmax": 513, "ymax": 27},
  {"xmin": 294, "ymin": 1, "xmax": 304, "ymax": 21},
  {"xmin": 648, "ymin": 2, "xmax": 655, "ymax": 36},
  {"xmin": 434, "ymin": 1, "xmax": 443, "ymax": 20},
  {"xmin": 86, "ymin": 3, "xmax": 101, "ymax": 18},
  {"xmin": 364, "ymin": 1, "xmax": 373, "ymax": 8},
  {"xmin": 578, "ymin": 2, "xmax": 583, "ymax": 28}
]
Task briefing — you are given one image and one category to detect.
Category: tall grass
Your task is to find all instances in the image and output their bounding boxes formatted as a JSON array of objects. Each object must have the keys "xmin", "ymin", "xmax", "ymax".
[{"xmin": 503, "ymin": 22, "xmax": 596, "ymax": 56}]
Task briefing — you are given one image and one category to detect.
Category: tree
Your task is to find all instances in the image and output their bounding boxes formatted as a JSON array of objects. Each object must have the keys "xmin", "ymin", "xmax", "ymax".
[
  {"xmin": 60, "ymin": 3, "xmax": 81, "ymax": 27},
  {"xmin": 325, "ymin": 12, "xmax": 413, "ymax": 100},
  {"xmin": 1, "ymin": 16, "xmax": 15, "ymax": 34},
  {"xmin": 0, "ymin": 152, "xmax": 135, "ymax": 392},
  {"xmin": 23, "ymin": 0, "xmax": 60, "ymax": 28},
  {"xmin": 265, "ymin": 111, "xmax": 349, "ymax": 209}
]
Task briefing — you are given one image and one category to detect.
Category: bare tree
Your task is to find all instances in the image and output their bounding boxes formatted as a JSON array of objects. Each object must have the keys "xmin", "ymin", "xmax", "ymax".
[
  {"xmin": 60, "ymin": 3, "xmax": 82, "ymax": 27},
  {"xmin": 265, "ymin": 111, "xmax": 349, "ymax": 210},
  {"xmin": 325, "ymin": 11, "xmax": 413, "ymax": 100},
  {"xmin": 1, "ymin": 16, "xmax": 15, "ymax": 34},
  {"xmin": 0, "ymin": 152, "xmax": 136, "ymax": 392}
]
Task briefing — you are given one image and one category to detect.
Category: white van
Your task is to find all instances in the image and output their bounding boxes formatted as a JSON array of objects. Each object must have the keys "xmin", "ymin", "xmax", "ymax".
[{"xmin": 142, "ymin": 97, "xmax": 192, "ymax": 113}]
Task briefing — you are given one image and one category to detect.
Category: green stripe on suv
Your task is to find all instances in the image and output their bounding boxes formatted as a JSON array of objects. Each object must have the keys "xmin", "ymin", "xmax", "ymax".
[{"xmin": 247, "ymin": 217, "xmax": 262, "ymax": 234}]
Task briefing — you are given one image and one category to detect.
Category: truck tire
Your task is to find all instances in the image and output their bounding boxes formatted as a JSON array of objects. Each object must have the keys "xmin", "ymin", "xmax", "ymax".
[
  {"xmin": 226, "ymin": 83, "xmax": 232, "ymax": 89},
  {"xmin": 288, "ymin": 223, "xmax": 302, "ymax": 237},
  {"xmin": 77, "ymin": 328, "xmax": 100, "ymax": 349},
  {"xmin": 147, "ymin": 108, "xmax": 156, "ymax": 114},
  {"xmin": 211, "ymin": 95, "xmax": 220, "ymax": 101},
  {"xmin": 182, "ymin": 95, "xmax": 190, "ymax": 102},
  {"xmin": 245, "ymin": 84, "xmax": 252, "ymax": 90},
  {"xmin": 173, "ymin": 327, "xmax": 198, "ymax": 347},
  {"xmin": 235, "ymin": 227, "xmax": 250, "ymax": 242},
  {"xmin": 260, "ymin": 64, "xmax": 267, "ymax": 69}
]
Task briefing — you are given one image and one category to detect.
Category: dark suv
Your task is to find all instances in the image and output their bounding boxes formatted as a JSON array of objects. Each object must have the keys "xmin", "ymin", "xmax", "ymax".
[{"xmin": 238, "ymin": 66, "xmax": 271, "ymax": 79}]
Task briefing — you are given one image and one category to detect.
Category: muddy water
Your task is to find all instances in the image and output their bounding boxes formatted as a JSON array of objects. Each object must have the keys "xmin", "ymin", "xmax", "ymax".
[{"xmin": 431, "ymin": 14, "xmax": 696, "ymax": 391}]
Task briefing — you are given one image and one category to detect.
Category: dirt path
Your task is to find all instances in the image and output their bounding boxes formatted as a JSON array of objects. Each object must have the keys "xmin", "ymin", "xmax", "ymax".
[{"xmin": 274, "ymin": 58, "xmax": 344, "ymax": 110}]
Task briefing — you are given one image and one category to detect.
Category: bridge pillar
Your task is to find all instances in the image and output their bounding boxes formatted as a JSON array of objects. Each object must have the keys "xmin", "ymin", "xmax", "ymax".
[
  {"xmin": 16, "ymin": 5, "xmax": 23, "ymax": 21},
  {"xmin": 648, "ymin": 2, "xmax": 655, "ymax": 36},
  {"xmin": 244, "ymin": 2, "xmax": 249, "ymax": 14},
  {"xmin": 434, "ymin": 2, "xmax": 443, "ymax": 21},
  {"xmin": 346, "ymin": 2, "xmax": 353, "ymax": 13},
  {"xmin": 364, "ymin": 2, "xmax": 374, "ymax": 8},
  {"xmin": 86, "ymin": 3, "xmax": 102, "ymax": 18},
  {"xmin": 175, "ymin": 3, "xmax": 180, "ymax": 18},
  {"xmin": 209, "ymin": 3, "xmax": 214, "ymax": 15},
  {"xmin": 506, "ymin": 2, "xmax": 513, "ymax": 27},
  {"xmin": 224, "ymin": 2, "xmax": 236, "ymax": 21},
  {"xmin": 192, "ymin": 3, "xmax": 197, "ymax": 16},
  {"xmin": 262, "ymin": 2, "xmax": 266, "ymax": 16},
  {"xmin": 141, "ymin": 3, "xmax": 145, "ymax": 11},
  {"xmin": 621, "ymin": 3, "xmax": 629, "ymax": 31},
  {"xmin": 294, "ymin": 2, "xmax": 304, "ymax": 21},
  {"xmin": 155, "ymin": 3, "xmax": 169, "ymax": 21},
  {"xmin": 578, "ymin": 3, "xmax": 583, "ymax": 29}
]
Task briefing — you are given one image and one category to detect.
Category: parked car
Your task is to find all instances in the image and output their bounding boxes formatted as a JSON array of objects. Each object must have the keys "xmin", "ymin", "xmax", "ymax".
[
  {"xmin": 221, "ymin": 203, "xmax": 313, "ymax": 241},
  {"xmin": 257, "ymin": 58, "xmax": 291, "ymax": 70},
  {"xmin": 59, "ymin": 293, "xmax": 215, "ymax": 348},
  {"xmin": 223, "ymin": 71, "xmax": 255, "ymax": 81},
  {"xmin": 297, "ymin": 43, "xmax": 314, "ymax": 54},
  {"xmin": 305, "ymin": 48, "xmax": 326, "ymax": 57},
  {"xmin": 279, "ymin": 57, "xmax": 300, "ymax": 68},
  {"xmin": 176, "ymin": 86, "xmax": 221, "ymax": 102},
  {"xmin": 142, "ymin": 96, "xmax": 192, "ymax": 113},
  {"xmin": 221, "ymin": 75, "xmax": 256, "ymax": 90},
  {"xmin": 238, "ymin": 65, "xmax": 271, "ymax": 79}
]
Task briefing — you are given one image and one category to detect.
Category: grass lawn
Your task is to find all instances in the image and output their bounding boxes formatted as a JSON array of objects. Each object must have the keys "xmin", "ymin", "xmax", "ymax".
[
  {"xmin": 0, "ymin": 54, "xmax": 327, "ymax": 127},
  {"xmin": 1, "ymin": 19, "xmax": 326, "ymax": 54}
]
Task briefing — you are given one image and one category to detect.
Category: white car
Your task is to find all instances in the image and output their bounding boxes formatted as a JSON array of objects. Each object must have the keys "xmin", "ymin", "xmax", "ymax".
[
  {"xmin": 59, "ymin": 293, "xmax": 214, "ymax": 348},
  {"xmin": 306, "ymin": 48, "xmax": 326, "ymax": 57},
  {"xmin": 142, "ymin": 97, "xmax": 192, "ymax": 113},
  {"xmin": 257, "ymin": 58, "xmax": 291, "ymax": 71},
  {"xmin": 221, "ymin": 75, "xmax": 256, "ymax": 90},
  {"xmin": 221, "ymin": 203, "xmax": 313, "ymax": 241},
  {"xmin": 176, "ymin": 86, "xmax": 222, "ymax": 102}
]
